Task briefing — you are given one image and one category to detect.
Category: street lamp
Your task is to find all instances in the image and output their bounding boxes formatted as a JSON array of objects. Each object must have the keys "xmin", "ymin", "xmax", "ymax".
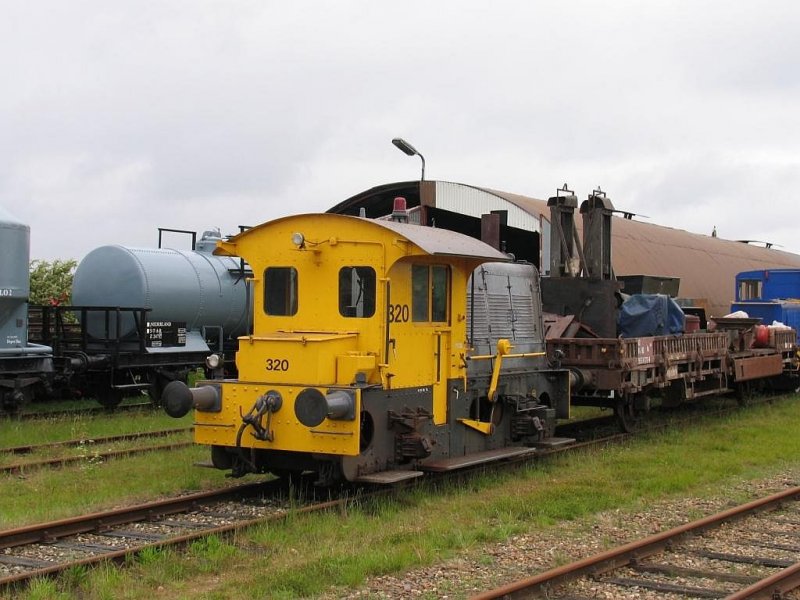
[{"xmin": 391, "ymin": 137, "xmax": 426, "ymax": 181}]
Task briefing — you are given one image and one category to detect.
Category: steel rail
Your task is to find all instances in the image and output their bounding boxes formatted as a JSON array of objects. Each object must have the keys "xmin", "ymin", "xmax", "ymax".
[
  {"xmin": 472, "ymin": 485, "xmax": 800, "ymax": 599},
  {"xmin": 0, "ymin": 482, "xmax": 271, "ymax": 551},
  {"xmin": 724, "ymin": 561, "xmax": 800, "ymax": 600},
  {"xmin": 0, "ymin": 480, "xmax": 361, "ymax": 589},
  {"xmin": 12, "ymin": 402, "xmax": 156, "ymax": 421},
  {"xmin": 2, "ymin": 394, "xmax": 793, "ymax": 592},
  {"xmin": 0, "ymin": 441, "xmax": 193, "ymax": 475},
  {"xmin": 0, "ymin": 429, "xmax": 633, "ymax": 590},
  {"xmin": 555, "ymin": 392, "xmax": 779, "ymax": 442},
  {"xmin": 0, "ymin": 427, "xmax": 192, "ymax": 455}
]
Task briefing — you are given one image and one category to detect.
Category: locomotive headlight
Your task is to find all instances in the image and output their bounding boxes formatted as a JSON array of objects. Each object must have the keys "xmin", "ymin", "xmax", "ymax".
[
  {"xmin": 291, "ymin": 232, "xmax": 305, "ymax": 248},
  {"xmin": 205, "ymin": 353, "xmax": 221, "ymax": 369}
]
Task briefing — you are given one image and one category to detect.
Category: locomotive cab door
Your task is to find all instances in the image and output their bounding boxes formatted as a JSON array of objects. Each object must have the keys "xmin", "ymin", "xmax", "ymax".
[
  {"xmin": 384, "ymin": 261, "xmax": 453, "ymax": 425},
  {"xmin": 414, "ymin": 264, "xmax": 452, "ymax": 425}
]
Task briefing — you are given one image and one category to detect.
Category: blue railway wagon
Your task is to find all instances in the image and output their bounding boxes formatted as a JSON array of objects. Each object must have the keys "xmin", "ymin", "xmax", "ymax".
[
  {"xmin": 735, "ymin": 269, "xmax": 800, "ymax": 302},
  {"xmin": 733, "ymin": 269, "xmax": 800, "ymax": 343}
]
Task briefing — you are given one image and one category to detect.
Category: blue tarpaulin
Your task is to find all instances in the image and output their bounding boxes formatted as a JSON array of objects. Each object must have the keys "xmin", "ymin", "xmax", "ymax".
[{"xmin": 618, "ymin": 294, "xmax": 686, "ymax": 338}]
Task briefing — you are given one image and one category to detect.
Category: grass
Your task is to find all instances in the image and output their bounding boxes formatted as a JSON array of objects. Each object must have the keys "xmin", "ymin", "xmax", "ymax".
[
  {"xmin": 0, "ymin": 408, "xmax": 190, "ymax": 449},
  {"xmin": 0, "ymin": 430, "xmax": 192, "ymax": 469},
  {"xmin": 18, "ymin": 394, "xmax": 153, "ymax": 414},
  {"xmin": 0, "ymin": 445, "xmax": 230, "ymax": 528},
  {"xmin": 2, "ymin": 393, "xmax": 800, "ymax": 599},
  {"xmin": 564, "ymin": 404, "xmax": 610, "ymax": 421},
  {"xmin": 0, "ymin": 402, "xmax": 220, "ymax": 528}
]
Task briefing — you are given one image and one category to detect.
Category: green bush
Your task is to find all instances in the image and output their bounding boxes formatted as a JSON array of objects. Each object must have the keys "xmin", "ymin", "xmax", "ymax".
[{"xmin": 29, "ymin": 259, "xmax": 77, "ymax": 306}]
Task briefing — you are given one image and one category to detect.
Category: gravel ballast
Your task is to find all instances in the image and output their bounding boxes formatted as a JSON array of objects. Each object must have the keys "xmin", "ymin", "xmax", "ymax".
[{"xmin": 327, "ymin": 468, "xmax": 800, "ymax": 599}]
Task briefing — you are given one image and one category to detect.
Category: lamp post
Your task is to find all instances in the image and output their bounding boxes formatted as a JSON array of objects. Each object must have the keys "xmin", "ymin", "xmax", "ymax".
[{"xmin": 391, "ymin": 137, "xmax": 425, "ymax": 181}]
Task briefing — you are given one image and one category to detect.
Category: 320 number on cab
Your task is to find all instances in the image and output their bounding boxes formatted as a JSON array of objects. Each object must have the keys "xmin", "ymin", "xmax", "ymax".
[
  {"xmin": 388, "ymin": 303, "xmax": 409, "ymax": 323},
  {"xmin": 265, "ymin": 358, "xmax": 289, "ymax": 371}
]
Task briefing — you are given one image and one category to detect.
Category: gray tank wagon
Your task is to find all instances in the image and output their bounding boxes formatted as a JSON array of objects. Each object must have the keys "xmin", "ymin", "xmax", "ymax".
[
  {"xmin": 0, "ymin": 207, "xmax": 54, "ymax": 410},
  {"xmin": 42, "ymin": 229, "xmax": 253, "ymax": 406},
  {"xmin": 0, "ymin": 206, "xmax": 32, "ymax": 350},
  {"xmin": 0, "ymin": 221, "xmax": 252, "ymax": 412},
  {"xmin": 72, "ymin": 231, "xmax": 249, "ymax": 343}
]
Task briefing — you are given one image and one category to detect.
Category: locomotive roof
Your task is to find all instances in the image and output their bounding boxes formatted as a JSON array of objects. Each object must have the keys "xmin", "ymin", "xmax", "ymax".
[
  {"xmin": 363, "ymin": 217, "xmax": 510, "ymax": 260},
  {"xmin": 217, "ymin": 212, "xmax": 510, "ymax": 262}
]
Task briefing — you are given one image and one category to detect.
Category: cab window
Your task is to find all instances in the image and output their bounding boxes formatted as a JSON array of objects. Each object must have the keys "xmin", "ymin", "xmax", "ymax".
[
  {"xmin": 264, "ymin": 267, "xmax": 298, "ymax": 315},
  {"xmin": 738, "ymin": 279, "xmax": 762, "ymax": 301},
  {"xmin": 412, "ymin": 265, "xmax": 449, "ymax": 323},
  {"xmin": 339, "ymin": 267, "xmax": 376, "ymax": 318}
]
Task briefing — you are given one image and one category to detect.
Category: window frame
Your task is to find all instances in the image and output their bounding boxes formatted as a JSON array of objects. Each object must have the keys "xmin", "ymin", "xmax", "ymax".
[
  {"xmin": 263, "ymin": 266, "xmax": 299, "ymax": 316},
  {"xmin": 738, "ymin": 279, "xmax": 762, "ymax": 301},
  {"xmin": 411, "ymin": 264, "xmax": 450, "ymax": 324},
  {"xmin": 338, "ymin": 266, "xmax": 377, "ymax": 318}
]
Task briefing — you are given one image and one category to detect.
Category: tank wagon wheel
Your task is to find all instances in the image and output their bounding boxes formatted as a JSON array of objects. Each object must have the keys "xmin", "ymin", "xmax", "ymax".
[
  {"xmin": 94, "ymin": 384, "xmax": 124, "ymax": 409},
  {"xmin": 147, "ymin": 372, "xmax": 175, "ymax": 405},
  {"xmin": 97, "ymin": 388, "xmax": 124, "ymax": 409},
  {"xmin": 0, "ymin": 390, "xmax": 24, "ymax": 414}
]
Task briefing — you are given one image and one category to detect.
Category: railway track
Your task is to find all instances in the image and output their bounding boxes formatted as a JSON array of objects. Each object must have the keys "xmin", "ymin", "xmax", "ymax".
[
  {"xmin": 474, "ymin": 486, "xmax": 800, "ymax": 599},
  {"xmin": 0, "ymin": 394, "xmax": 754, "ymax": 477},
  {"xmin": 0, "ymin": 427, "xmax": 636, "ymax": 591},
  {"xmin": 555, "ymin": 393, "xmax": 781, "ymax": 443},
  {"xmin": 0, "ymin": 428, "xmax": 193, "ymax": 475},
  {"xmin": 12, "ymin": 401, "xmax": 156, "ymax": 421},
  {"xmin": 0, "ymin": 481, "xmax": 307, "ymax": 588},
  {"xmin": 0, "ymin": 427, "xmax": 192, "ymax": 455},
  {"xmin": 0, "ymin": 395, "xmax": 792, "ymax": 592}
]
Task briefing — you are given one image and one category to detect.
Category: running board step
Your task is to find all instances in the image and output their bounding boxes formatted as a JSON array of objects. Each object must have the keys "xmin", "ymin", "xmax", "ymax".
[
  {"xmin": 111, "ymin": 383, "xmax": 150, "ymax": 390},
  {"xmin": 533, "ymin": 437, "xmax": 575, "ymax": 448},
  {"xmin": 420, "ymin": 446, "xmax": 536, "ymax": 472},
  {"xmin": 355, "ymin": 470, "xmax": 424, "ymax": 484}
]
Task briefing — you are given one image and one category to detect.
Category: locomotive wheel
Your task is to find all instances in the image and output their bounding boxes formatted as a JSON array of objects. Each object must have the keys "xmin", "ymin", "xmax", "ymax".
[{"xmin": 270, "ymin": 469, "xmax": 304, "ymax": 486}]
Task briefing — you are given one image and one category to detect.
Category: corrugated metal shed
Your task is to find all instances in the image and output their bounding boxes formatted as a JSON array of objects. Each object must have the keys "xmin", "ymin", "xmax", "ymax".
[
  {"xmin": 434, "ymin": 181, "xmax": 541, "ymax": 232},
  {"xmin": 328, "ymin": 181, "xmax": 800, "ymax": 318}
]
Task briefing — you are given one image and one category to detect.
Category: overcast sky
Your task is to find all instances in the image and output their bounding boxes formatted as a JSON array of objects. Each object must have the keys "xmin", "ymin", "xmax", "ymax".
[{"xmin": 3, "ymin": 1, "xmax": 800, "ymax": 261}]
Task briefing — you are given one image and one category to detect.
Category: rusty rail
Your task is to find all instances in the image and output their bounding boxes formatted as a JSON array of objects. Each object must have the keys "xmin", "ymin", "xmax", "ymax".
[
  {"xmin": 13, "ymin": 402, "xmax": 156, "ymax": 421},
  {"xmin": 472, "ymin": 486, "xmax": 800, "ymax": 599},
  {"xmin": 0, "ymin": 440, "xmax": 192, "ymax": 475},
  {"xmin": 0, "ymin": 427, "xmax": 191, "ymax": 455},
  {"xmin": 725, "ymin": 561, "xmax": 800, "ymax": 600},
  {"xmin": 0, "ymin": 482, "xmax": 270, "ymax": 551}
]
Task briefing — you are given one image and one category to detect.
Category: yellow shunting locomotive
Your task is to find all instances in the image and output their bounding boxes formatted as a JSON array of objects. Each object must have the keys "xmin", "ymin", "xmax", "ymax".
[{"xmin": 163, "ymin": 212, "xmax": 572, "ymax": 484}]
